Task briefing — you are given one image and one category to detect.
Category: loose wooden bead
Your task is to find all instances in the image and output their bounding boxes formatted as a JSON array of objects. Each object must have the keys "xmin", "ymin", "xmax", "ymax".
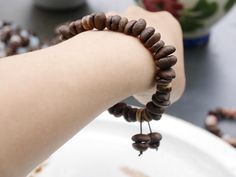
[
  {"xmin": 124, "ymin": 20, "xmax": 137, "ymax": 35},
  {"xmin": 132, "ymin": 143, "xmax": 149, "ymax": 152},
  {"xmin": 58, "ymin": 25, "xmax": 72, "ymax": 40},
  {"xmin": 144, "ymin": 33, "xmax": 161, "ymax": 48},
  {"xmin": 156, "ymin": 68, "xmax": 176, "ymax": 80},
  {"xmin": 94, "ymin": 12, "xmax": 106, "ymax": 30},
  {"xmin": 118, "ymin": 17, "xmax": 128, "ymax": 32},
  {"xmin": 74, "ymin": 20, "xmax": 85, "ymax": 33},
  {"xmin": 132, "ymin": 134, "xmax": 151, "ymax": 143},
  {"xmin": 154, "ymin": 45, "xmax": 176, "ymax": 60},
  {"xmin": 150, "ymin": 40, "xmax": 165, "ymax": 54},
  {"xmin": 81, "ymin": 16, "xmax": 91, "ymax": 30},
  {"xmin": 111, "ymin": 15, "xmax": 121, "ymax": 31},
  {"xmin": 69, "ymin": 22, "xmax": 77, "ymax": 36},
  {"xmin": 106, "ymin": 16, "xmax": 113, "ymax": 30},
  {"xmin": 140, "ymin": 27, "xmax": 155, "ymax": 43},
  {"xmin": 156, "ymin": 55, "xmax": 177, "ymax": 69},
  {"xmin": 146, "ymin": 102, "xmax": 165, "ymax": 115},
  {"xmin": 132, "ymin": 18, "xmax": 146, "ymax": 36}
]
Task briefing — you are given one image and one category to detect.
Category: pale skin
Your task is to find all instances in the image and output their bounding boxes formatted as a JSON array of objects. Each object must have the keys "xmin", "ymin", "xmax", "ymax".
[{"xmin": 0, "ymin": 6, "xmax": 185, "ymax": 177}]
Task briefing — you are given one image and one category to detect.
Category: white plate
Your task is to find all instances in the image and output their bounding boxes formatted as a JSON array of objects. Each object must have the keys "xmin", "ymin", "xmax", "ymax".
[{"xmin": 33, "ymin": 111, "xmax": 236, "ymax": 177}]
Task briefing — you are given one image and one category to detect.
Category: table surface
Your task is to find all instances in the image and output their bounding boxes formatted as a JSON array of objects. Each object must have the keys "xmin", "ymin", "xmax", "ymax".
[{"xmin": 1, "ymin": 0, "xmax": 236, "ymax": 136}]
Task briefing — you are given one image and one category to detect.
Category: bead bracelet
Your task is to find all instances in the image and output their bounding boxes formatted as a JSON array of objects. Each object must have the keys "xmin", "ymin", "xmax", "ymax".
[
  {"xmin": 58, "ymin": 12, "xmax": 177, "ymax": 155},
  {"xmin": 205, "ymin": 108, "xmax": 236, "ymax": 148}
]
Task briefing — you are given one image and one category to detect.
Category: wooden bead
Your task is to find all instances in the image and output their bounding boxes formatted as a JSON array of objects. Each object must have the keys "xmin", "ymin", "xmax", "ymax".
[
  {"xmin": 156, "ymin": 79, "xmax": 172, "ymax": 86},
  {"xmin": 148, "ymin": 132, "xmax": 162, "ymax": 143},
  {"xmin": 106, "ymin": 16, "xmax": 113, "ymax": 30},
  {"xmin": 111, "ymin": 15, "xmax": 121, "ymax": 31},
  {"xmin": 132, "ymin": 134, "xmax": 151, "ymax": 143},
  {"xmin": 94, "ymin": 12, "xmax": 106, "ymax": 30},
  {"xmin": 87, "ymin": 14, "xmax": 95, "ymax": 29},
  {"xmin": 124, "ymin": 20, "xmax": 137, "ymax": 35},
  {"xmin": 132, "ymin": 142, "xmax": 148, "ymax": 152},
  {"xmin": 144, "ymin": 33, "xmax": 161, "ymax": 48},
  {"xmin": 108, "ymin": 102, "xmax": 126, "ymax": 116},
  {"xmin": 140, "ymin": 27, "xmax": 155, "ymax": 43},
  {"xmin": 124, "ymin": 106, "xmax": 136, "ymax": 122},
  {"xmin": 153, "ymin": 92, "xmax": 170, "ymax": 102},
  {"xmin": 156, "ymin": 68, "xmax": 176, "ymax": 80},
  {"xmin": 154, "ymin": 45, "xmax": 176, "ymax": 60},
  {"xmin": 145, "ymin": 109, "xmax": 162, "ymax": 121},
  {"xmin": 152, "ymin": 95, "xmax": 170, "ymax": 108},
  {"xmin": 69, "ymin": 22, "xmax": 77, "ymax": 36},
  {"xmin": 74, "ymin": 20, "xmax": 85, "ymax": 33},
  {"xmin": 149, "ymin": 142, "xmax": 160, "ymax": 149},
  {"xmin": 146, "ymin": 102, "xmax": 165, "ymax": 115},
  {"xmin": 81, "ymin": 16, "xmax": 91, "ymax": 30},
  {"xmin": 118, "ymin": 17, "xmax": 128, "ymax": 32},
  {"xmin": 150, "ymin": 40, "xmax": 165, "ymax": 54},
  {"xmin": 156, "ymin": 55, "xmax": 177, "ymax": 69},
  {"xmin": 156, "ymin": 83, "xmax": 172, "ymax": 93},
  {"xmin": 58, "ymin": 25, "xmax": 72, "ymax": 40},
  {"xmin": 132, "ymin": 18, "xmax": 146, "ymax": 36}
]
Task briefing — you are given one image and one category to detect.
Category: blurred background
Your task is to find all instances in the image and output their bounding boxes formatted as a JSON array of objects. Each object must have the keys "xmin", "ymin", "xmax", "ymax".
[{"xmin": 0, "ymin": 0, "xmax": 236, "ymax": 139}]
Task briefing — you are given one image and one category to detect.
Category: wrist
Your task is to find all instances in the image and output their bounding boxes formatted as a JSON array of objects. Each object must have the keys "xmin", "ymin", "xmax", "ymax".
[{"xmin": 56, "ymin": 30, "xmax": 156, "ymax": 98}]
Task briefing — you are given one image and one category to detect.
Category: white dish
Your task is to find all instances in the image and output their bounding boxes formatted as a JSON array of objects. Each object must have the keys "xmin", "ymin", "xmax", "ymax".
[{"xmin": 33, "ymin": 111, "xmax": 236, "ymax": 177}]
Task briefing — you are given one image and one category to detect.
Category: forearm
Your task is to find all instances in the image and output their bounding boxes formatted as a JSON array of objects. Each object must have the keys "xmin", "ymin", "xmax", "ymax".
[{"xmin": 0, "ymin": 31, "xmax": 156, "ymax": 177}]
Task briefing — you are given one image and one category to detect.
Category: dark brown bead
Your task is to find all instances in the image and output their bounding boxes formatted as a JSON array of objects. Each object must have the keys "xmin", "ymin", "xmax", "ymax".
[
  {"xmin": 156, "ymin": 84, "xmax": 172, "ymax": 93},
  {"xmin": 144, "ymin": 33, "xmax": 161, "ymax": 48},
  {"xmin": 156, "ymin": 55, "xmax": 177, "ymax": 69},
  {"xmin": 108, "ymin": 102, "xmax": 126, "ymax": 115},
  {"xmin": 149, "ymin": 142, "xmax": 160, "ymax": 149},
  {"xmin": 156, "ymin": 68, "xmax": 176, "ymax": 80},
  {"xmin": 111, "ymin": 15, "xmax": 121, "ymax": 31},
  {"xmin": 132, "ymin": 143, "xmax": 149, "ymax": 152},
  {"xmin": 106, "ymin": 16, "xmax": 113, "ymax": 30},
  {"xmin": 154, "ymin": 45, "xmax": 176, "ymax": 60},
  {"xmin": 132, "ymin": 134, "xmax": 151, "ymax": 143},
  {"xmin": 207, "ymin": 126, "xmax": 222, "ymax": 137},
  {"xmin": 156, "ymin": 79, "xmax": 172, "ymax": 86},
  {"xmin": 87, "ymin": 14, "xmax": 95, "ymax": 29},
  {"xmin": 58, "ymin": 25, "xmax": 72, "ymax": 40},
  {"xmin": 124, "ymin": 20, "xmax": 137, "ymax": 35},
  {"xmin": 140, "ymin": 27, "xmax": 155, "ymax": 43},
  {"xmin": 0, "ymin": 26, "xmax": 11, "ymax": 41},
  {"xmin": 150, "ymin": 40, "xmax": 165, "ymax": 54},
  {"xmin": 152, "ymin": 96, "xmax": 170, "ymax": 108},
  {"xmin": 127, "ymin": 108, "xmax": 138, "ymax": 122},
  {"xmin": 145, "ymin": 109, "xmax": 162, "ymax": 121},
  {"xmin": 118, "ymin": 17, "xmax": 128, "ymax": 32},
  {"xmin": 124, "ymin": 106, "xmax": 134, "ymax": 122},
  {"xmin": 74, "ymin": 20, "xmax": 85, "ymax": 33},
  {"xmin": 153, "ymin": 92, "xmax": 170, "ymax": 102},
  {"xmin": 94, "ymin": 12, "xmax": 106, "ymax": 30},
  {"xmin": 149, "ymin": 132, "xmax": 162, "ymax": 143},
  {"xmin": 69, "ymin": 22, "xmax": 77, "ymax": 36},
  {"xmin": 146, "ymin": 102, "xmax": 165, "ymax": 115},
  {"xmin": 132, "ymin": 18, "xmax": 146, "ymax": 36},
  {"xmin": 82, "ymin": 16, "xmax": 92, "ymax": 30}
]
